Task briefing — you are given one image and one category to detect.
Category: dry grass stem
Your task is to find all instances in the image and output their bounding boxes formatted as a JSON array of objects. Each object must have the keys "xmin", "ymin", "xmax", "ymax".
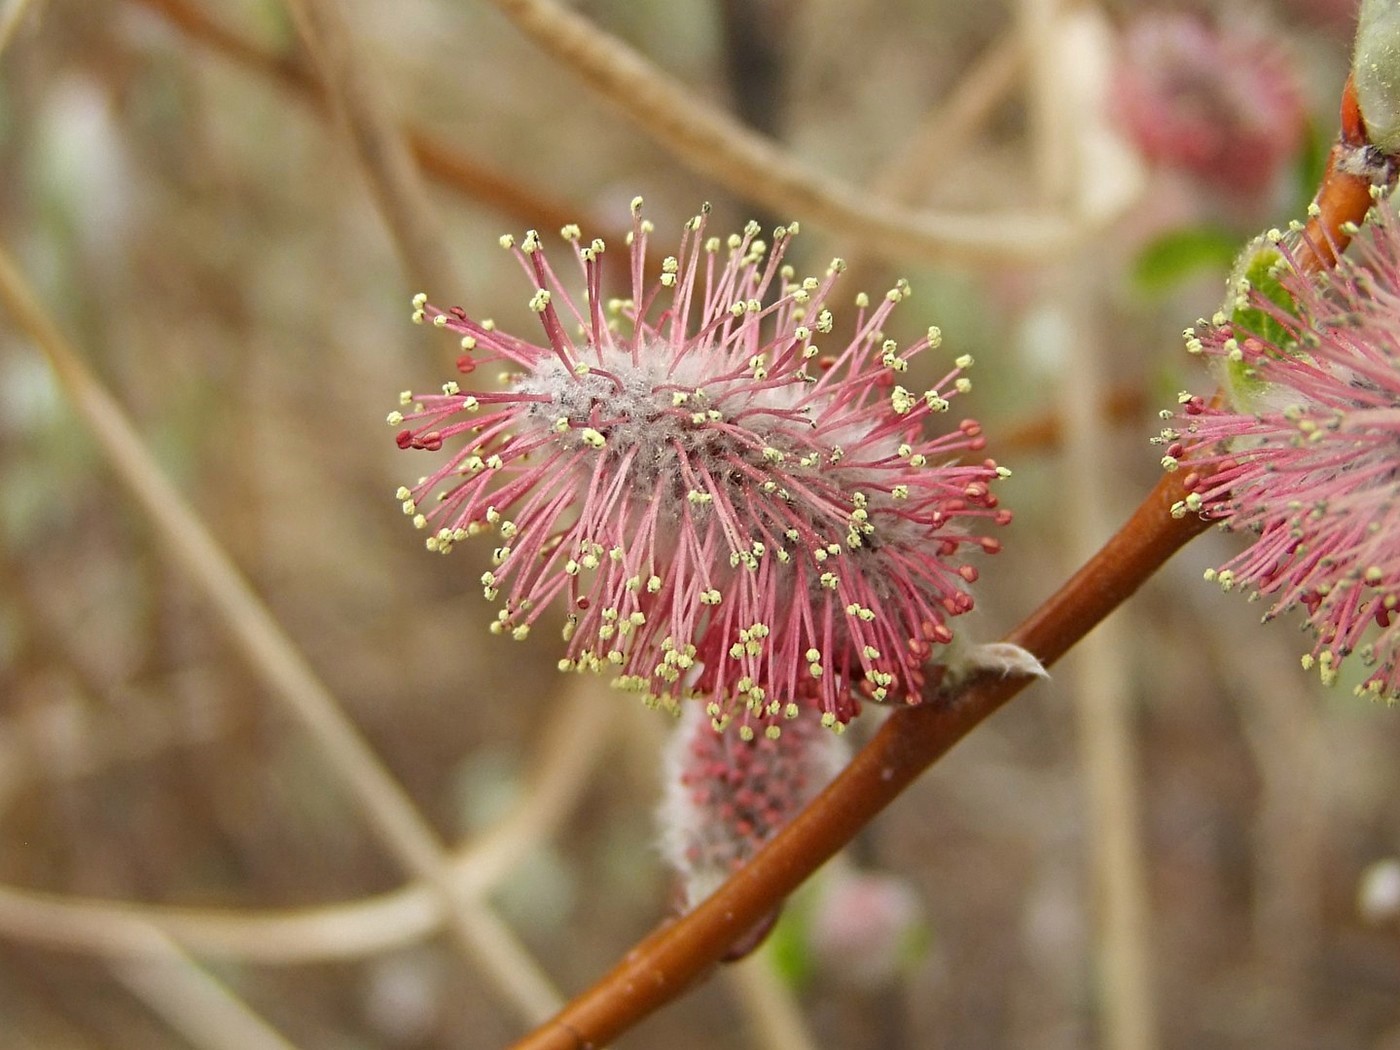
[
  {"xmin": 1028, "ymin": 5, "xmax": 1158, "ymax": 1049},
  {"xmin": 281, "ymin": 0, "xmax": 458, "ymax": 295},
  {"xmin": 0, "ymin": 239, "xmax": 561, "ymax": 1022},
  {"xmin": 107, "ymin": 926, "xmax": 302, "ymax": 1050},
  {"xmin": 840, "ymin": 31, "xmax": 1025, "ymax": 281},
  {"xmin": 874, "ymin": 32, "xmax": 1025, "ymax": 206},
  {"xmin": 1198, "ymin": 598, "xmax": 1327, "ymax": 1034},
  {"xmin": 125, "ymin": 0, "xmax": 605, "ymax": 242},
  {"xmin": 723, "ymin": 942, "xmax": 819, "ymax": 1050},
  {"xmin": 0, "ymin": 0, "xmax": 43, "ymax": 58},
  {"xmin": 0, "ymin": 675, "xmax": 610, "ymax": 964},
  {"xmin": 485, "ymin": 0, "xmax": 1094, "ymax": 267}
]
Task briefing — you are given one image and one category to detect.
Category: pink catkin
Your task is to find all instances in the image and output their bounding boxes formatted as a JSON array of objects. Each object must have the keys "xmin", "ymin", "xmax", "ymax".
[
  {"xmin": 1111, "ymin": 13, "xmax": 1305, "ymax": 197},
  {"xmin": 391, "ymin": 202, "xmax": 1009, "ymax": 733},
  {"xmin": 1163, "ymin": 201, "xmax": 1400, "ymax": 700}
]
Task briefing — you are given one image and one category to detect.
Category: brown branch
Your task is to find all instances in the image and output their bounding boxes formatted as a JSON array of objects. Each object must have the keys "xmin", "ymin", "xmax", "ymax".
[
  {"xmin": 1301, "ymin": 75, "xmax": 1379, "ymax": 272},
  {"xmin": 510, "ymin": 470, "xmax": 1211, "ymax": 1050}
]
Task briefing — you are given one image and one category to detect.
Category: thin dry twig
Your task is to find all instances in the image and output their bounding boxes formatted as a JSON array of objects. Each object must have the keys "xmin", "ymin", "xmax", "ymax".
[
  {"xmin": 483, "ymin": 0, "xmax": 1097, "ymax": 267},
  {"xmin": 123, "ymin": 0, "xmax": 613, "ymax": 245},
  {"xmin": 874, "ymin": 32, "xmax": 1025, "ymax": 206},
  {"xmin": 722, "ymin": 942, "xmax": 819, "ymax": 1050},
  {"xmin": 0, "ymin": 674, "xmax": 611, "ymax": 963},
  {"xmin": 109, "ymin": 926, "xmax": 302, "ymax": 1050},
  {"xmin": 839, "ymin": 30, "xmax": 1025, "ymax": 284},
  {"xmin": 1026, "ymin": 5, "xmax": 1157, "ymax": 1048},
  {"xmin": 280, "ymin": 0, "xmax": 457, "ymax": 296},
  {"xmin": 0, "ymin": 0, "xmax": 43, "ymax": 58},
  {"xmin": 1194, "ymin": 587, "xmax": 1327, "ymax": 1035},
  {"xmin": 0, "ymin": 239, "xmax": 560, "ymax": 1023}
]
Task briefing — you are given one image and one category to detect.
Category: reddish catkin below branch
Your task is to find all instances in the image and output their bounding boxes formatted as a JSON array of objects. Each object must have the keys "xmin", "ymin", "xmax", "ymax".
[{"xmin": 509, "ymin": 77, "xmax": 1387, "ymax": 1050}]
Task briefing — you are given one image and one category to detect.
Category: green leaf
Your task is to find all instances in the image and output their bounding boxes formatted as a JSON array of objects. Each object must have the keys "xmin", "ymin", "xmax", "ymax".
[
  {"xmin": 766, "ymin": 898, "xmax": 814, "ymax": 990},
  {"xmin": 1132, "ymin": 226, "xmax": 1240, "ymax": 294},
  {"xmin": 1228, "ymin": 246, "xmax": 1296, "ymax": 349},
  {"xmin": 1220, "ymin": 236, "xmax": 1304, "ymax": 406}
]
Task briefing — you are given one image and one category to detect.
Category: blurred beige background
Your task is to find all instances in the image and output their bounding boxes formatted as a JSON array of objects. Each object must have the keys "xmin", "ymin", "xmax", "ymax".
[{"xmin": 1, "ymin": 1, "xmax": 1397, "ymax": 1047}]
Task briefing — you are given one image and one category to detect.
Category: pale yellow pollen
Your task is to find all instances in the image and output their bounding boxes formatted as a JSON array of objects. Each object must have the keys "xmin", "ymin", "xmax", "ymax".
[{"xmin": 924, "ymin": 391, "xmax": 949, "ymax": 412}]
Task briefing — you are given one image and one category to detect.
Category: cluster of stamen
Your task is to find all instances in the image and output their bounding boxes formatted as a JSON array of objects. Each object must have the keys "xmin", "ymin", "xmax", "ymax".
[{"xmin": 1161, "ymin": 197, "xmax": 1400, "ymax": 701}]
